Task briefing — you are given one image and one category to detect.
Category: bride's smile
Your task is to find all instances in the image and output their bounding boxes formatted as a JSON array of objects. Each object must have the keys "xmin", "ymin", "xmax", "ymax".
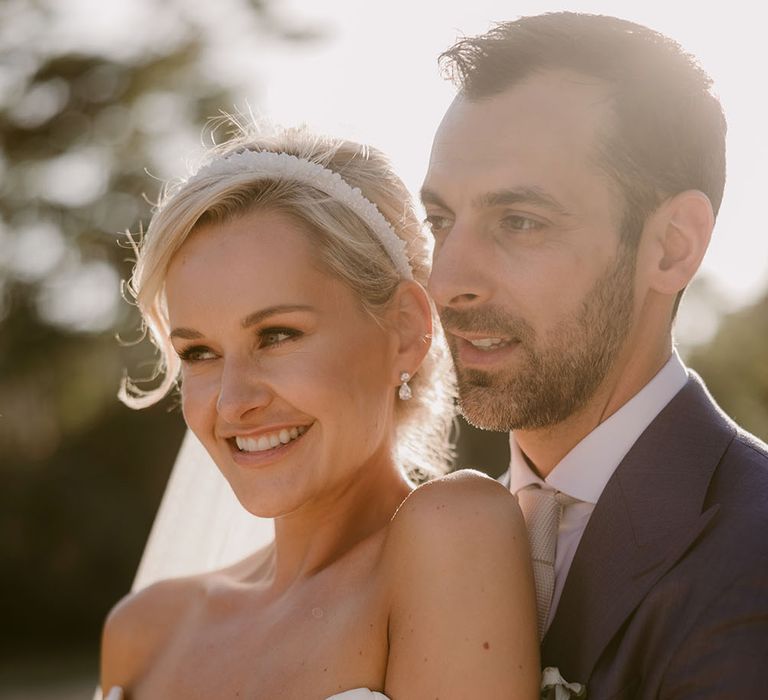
[
  {"xmin": 227, "ymin": 422, "xmax": 313, "ymax": 467},
  {"xmin": 232, "ymin": 423, "xmax": 310, "ymax": 452}
]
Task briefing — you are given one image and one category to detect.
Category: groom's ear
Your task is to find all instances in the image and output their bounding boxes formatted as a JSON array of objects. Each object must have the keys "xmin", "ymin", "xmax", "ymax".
[
  {"xmin": 643, "ymin": 189, "xmax": 714, "ymax": 296},
  {"xmin": 384, "ymin": 280, "xmax": 433, "ymax": 377}
]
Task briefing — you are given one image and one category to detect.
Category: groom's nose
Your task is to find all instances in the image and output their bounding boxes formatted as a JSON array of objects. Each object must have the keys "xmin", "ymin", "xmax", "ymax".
[{"xmin": 429, "ymin": 224, "xmax": 494, "ymax": 310}]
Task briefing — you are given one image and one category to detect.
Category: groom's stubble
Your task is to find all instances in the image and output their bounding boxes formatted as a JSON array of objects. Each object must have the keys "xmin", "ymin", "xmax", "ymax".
[{"xmin": 442, "ymin": 244, "xmax": 637, "ymax": 432}]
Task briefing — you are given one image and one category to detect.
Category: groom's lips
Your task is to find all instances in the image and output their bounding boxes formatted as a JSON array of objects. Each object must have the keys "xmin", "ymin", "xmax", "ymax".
[{"xmin": 448, "ymin": 331, "xmax": 522, "ymax": 368}]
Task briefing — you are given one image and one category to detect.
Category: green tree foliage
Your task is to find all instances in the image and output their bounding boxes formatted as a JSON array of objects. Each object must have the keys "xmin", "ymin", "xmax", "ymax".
[
  {"xmin": 0, "ymin": 0, "xmax": 317, "ymax": 661},
  {"xmin": 687, "ymin": 291, "xmax": 768, "ymax": 442}
]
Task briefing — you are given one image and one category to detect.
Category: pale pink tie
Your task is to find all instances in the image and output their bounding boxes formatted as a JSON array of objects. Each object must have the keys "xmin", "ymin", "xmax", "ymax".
[{"xmin": 517, "ymin": 486, "xmax": 570, "ymax": 640}]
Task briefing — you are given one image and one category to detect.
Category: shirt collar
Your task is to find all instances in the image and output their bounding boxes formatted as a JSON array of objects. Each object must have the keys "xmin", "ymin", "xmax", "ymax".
[{"xmin": 508, "ymin": 351, "xmax": 688, "ymax": 503}]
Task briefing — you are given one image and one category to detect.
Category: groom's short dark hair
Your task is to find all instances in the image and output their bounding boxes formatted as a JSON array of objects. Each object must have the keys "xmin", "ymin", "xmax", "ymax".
[{"xmin": 439, "ymin": 12, "xmax": 727, "ymax": 247}]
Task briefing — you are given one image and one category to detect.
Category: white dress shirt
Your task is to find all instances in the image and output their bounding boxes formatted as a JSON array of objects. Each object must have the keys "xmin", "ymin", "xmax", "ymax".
[{"xmin": 505, "ymin": 351, "xmax": 689, "ymax": 632}]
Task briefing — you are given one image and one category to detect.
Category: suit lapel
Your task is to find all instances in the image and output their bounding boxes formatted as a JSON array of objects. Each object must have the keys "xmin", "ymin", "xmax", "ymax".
[{"xmin": 541, "ymin": 374, "xmax": 735, "ymax": 682}]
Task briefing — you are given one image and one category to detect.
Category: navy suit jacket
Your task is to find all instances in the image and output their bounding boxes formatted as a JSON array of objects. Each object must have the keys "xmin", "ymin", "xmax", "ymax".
[{"xmin": 541, "ymin": 373, "xmax": 768, "ymax": 698}]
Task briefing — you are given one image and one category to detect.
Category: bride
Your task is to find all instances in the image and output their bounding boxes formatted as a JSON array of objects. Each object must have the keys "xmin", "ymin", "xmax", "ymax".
[{"xmin": 100, "ymin": 125, "xmax": 539, "ymax": 699}]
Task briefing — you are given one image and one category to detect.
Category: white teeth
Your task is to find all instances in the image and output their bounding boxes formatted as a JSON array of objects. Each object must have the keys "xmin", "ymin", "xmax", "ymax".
[
  {"xmin": 235, "ymin": 426, "xmax": 309, "ymax": 453},
  {"xmin": 236, "ymin": 437, "xmax": 258, "ymax": 452},
  {"xmin": 469, "ymin": 337, "xmax": 505, "ymax": 349}
]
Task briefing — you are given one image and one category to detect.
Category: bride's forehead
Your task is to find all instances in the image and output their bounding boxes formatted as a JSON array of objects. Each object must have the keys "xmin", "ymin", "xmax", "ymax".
[
  {"xmin": 165, "ymin": 226, "xmax": 354, "ymax": 316},
  {"xmin": 185, "ymin": 209, "xmax": 314, "ymax": 255},
  {"xmin": 162, "ymin": 208, "xmax": 379, "ymax": 327},
  {"xmin": 166, "ymin": 213, "xmax": 317, "ymax": 283}
]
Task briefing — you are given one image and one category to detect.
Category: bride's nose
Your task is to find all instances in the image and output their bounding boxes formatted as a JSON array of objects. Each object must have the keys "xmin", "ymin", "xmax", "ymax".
[{"xmin": 215, "ymin": 357, "xmax": 273, "ymax": 422}]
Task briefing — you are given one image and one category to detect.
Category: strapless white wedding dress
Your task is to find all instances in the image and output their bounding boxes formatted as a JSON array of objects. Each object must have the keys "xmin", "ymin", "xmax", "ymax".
[{"xmin": 102, "ymin": 687, "xmax": 388, "ymax": 699}]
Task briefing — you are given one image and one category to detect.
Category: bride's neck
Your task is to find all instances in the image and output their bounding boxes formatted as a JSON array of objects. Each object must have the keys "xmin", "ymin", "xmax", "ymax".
[{"xmin": 266, "ymin": 458, "xmax": 411, "ymax": 588}]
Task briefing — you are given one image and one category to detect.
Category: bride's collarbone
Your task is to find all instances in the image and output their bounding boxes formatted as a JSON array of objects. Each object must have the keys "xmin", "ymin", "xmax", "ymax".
[{"xmin": 137, "ymin": 551, "xmax": 390, "ymax": 696}]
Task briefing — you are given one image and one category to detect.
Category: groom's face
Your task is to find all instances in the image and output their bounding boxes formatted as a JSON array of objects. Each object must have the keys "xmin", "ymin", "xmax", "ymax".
[{"xmin": 423, "ymin": 70, "xmax": 637, "ymax": 431}]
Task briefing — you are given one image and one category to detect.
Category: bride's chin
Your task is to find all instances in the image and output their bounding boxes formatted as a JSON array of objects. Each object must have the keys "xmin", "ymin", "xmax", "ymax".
[
  {"xmin": 228, "ymin": 480, "xmax": 311, "ymax": 520},
  {"xmin": 232, "ymin": 498, "xmax": 285, "ymax": 520}
]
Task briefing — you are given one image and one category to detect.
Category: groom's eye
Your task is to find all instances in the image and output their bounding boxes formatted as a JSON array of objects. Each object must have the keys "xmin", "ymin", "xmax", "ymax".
[
  {"xmin": 501, "ymin": 214, "xmax": 544, "ymax": 231},
  {"xmin": 424, "ymin": 214, "xmax": 451, "ymax": 235}
]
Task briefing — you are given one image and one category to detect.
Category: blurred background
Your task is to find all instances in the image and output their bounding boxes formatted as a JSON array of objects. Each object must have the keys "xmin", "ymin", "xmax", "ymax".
[{"xmin": 1, "ymin": 0, "xmax": 766, "ymax": 697}]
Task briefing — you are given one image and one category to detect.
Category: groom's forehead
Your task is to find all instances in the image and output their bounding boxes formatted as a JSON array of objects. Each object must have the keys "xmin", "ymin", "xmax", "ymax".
[
  {"xmin": 423, "ymin": 90, "xmax": 612, "ymax": 209},
  {"xmin": 429, "ymin": 77, "xmax": 612, "ymax": 161}
]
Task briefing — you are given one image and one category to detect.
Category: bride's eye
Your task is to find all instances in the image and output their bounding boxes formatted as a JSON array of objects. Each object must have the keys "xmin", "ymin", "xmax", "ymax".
[
  {"xmin": 177, "ymin": 345, "xmax": 217, "ymax": 363},
  {"xmin": 259, "ymin": 327, "xmax": 300, "ymax": 348}
]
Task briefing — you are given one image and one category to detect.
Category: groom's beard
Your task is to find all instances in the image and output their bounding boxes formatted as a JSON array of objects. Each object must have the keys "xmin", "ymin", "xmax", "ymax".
[{"xmin": 441, "ymin": 248, "xmax": 636, "ymax": 432}]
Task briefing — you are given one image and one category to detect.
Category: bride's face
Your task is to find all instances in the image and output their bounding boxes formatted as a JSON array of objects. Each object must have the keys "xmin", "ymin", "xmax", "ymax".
[{"xmin": 165, "ymin": 209, "xmax": 402, "ymax": 517}]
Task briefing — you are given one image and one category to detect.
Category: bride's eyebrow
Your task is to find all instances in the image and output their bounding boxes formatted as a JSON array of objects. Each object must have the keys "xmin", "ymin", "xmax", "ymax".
[
  {"xmin": 170, "ymin": 327, "xmax": 202, "ymax": 340},
  {"xmin": 241, "ymin": 304, "xmax": 316, "ymax": 329},
  {"xmin": 169, "ymin": 305, "xmax": 317, "ymax": 340}
]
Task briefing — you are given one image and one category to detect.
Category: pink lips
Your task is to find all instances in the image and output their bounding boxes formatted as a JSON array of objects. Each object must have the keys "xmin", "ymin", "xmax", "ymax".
[{"xmin": 452, "ymin": 334, "xmax": 521, "ymax": 369}]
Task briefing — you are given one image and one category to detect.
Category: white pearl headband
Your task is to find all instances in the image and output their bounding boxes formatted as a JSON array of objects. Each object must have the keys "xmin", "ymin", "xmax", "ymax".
[{"xmin": 186, "ymin": 150, "xmax": 414, "ymax": 280}]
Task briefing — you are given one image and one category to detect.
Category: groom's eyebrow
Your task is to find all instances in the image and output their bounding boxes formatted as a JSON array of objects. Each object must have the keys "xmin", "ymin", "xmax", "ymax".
[
  {"xmin": 420, "ymin": 186, "xmax": 569, "ymax": 216},
  {"xmin": 476, "ymin": 188, "xmax": 569, "ymax": 215},
  {"xmin": 419, "ymin": 187, "xmax": 451, "ymax": 211}
]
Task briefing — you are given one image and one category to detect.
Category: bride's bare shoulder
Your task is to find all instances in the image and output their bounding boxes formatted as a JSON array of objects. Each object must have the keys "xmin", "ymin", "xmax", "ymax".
[
  {"xmin": 381, "ymin": 470, "xmax": 539, "ymax": 697},
  {"xmin": 100, "ymin": 573, "xmax": 206, "ymax": 688},
  {"xmin": 100, "ymin": 544, "xmax": 273, "ymax": 689},
  {"xmin": 386, "ymin": 469, "xmax": 526, "ymax": 561},
  {"xmin": 394, "ymin": 468, "xmax": 522, "ymax": 522},
  {"xmin": 102, "ymin": 544, "xmax": 274, "ymax": 655}
]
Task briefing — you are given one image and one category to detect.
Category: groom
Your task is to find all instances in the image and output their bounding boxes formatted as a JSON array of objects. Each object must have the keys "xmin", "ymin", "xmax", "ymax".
[{"xmin": 423, "ymin": 12, "xmax": 768, "ymax": 698}]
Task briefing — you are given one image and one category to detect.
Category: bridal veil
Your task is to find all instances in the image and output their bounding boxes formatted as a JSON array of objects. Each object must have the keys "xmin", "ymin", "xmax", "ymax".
[{"xmin": 130, "ymin": 429, "xmax": 274, "ymax": 591}]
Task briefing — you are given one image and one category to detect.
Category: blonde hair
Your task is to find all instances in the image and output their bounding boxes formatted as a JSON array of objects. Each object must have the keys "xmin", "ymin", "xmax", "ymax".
[{"xmin": 121, "ymin": 124, "xmax": 456, "ymax": 478}]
